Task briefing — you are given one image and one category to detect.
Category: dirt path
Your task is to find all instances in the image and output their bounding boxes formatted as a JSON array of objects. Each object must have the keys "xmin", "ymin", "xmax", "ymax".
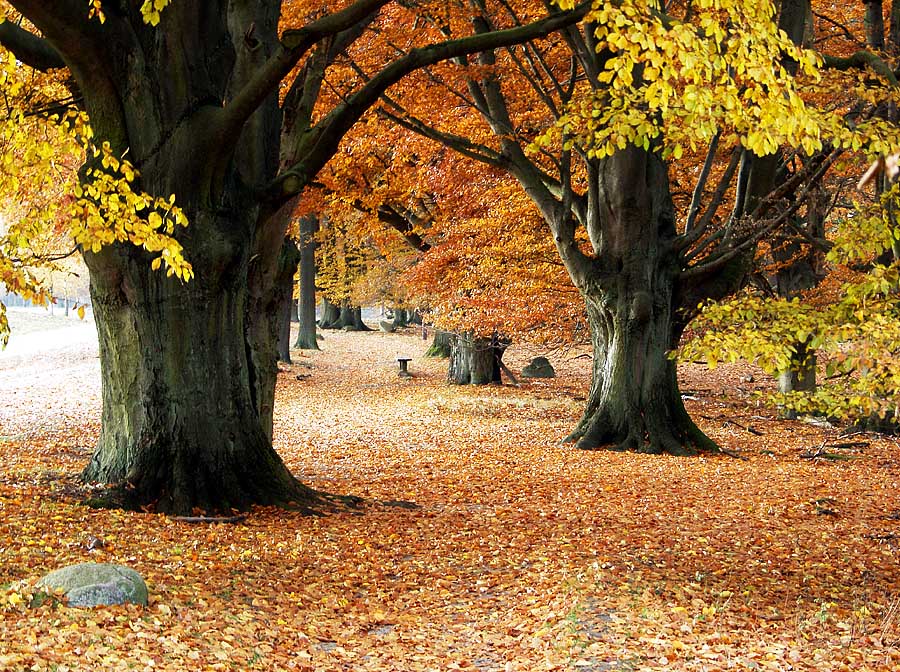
[{"xmin": 0, "ymin": 309, "xmax": 100, "ymax": 440}]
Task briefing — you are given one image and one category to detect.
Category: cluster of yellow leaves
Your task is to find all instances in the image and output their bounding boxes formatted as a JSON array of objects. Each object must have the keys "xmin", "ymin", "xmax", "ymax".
[
  {"xmin": 680, "ymin": 278, "xmax": 900, "ymax": 421},
  {"xmin": 680, "ymin": 179, "xmax": 900, "ymax": 421},
  {"xmin": 140, "ymin": 0, "xmax": 172, "ymax": 27},
  {"xmin": 72, "ymin": 140, "xmax": 191, "ymax": 280},
  {"xmin": 540, "ymin": 0, "xmax": 900, "ymax": 162},
  {"xmin": 87, "ymin": 0, "xmax": 171, "ymax": 25},
  {"xmin": 0, "ymin": 46, "xmax": 191, "ymax": 347}
]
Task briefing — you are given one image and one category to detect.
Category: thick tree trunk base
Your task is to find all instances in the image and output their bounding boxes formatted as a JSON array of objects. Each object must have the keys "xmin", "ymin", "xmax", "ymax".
[
  {"xmin": 426, "ymin": 330, "xmax": 452, "ymax": 358},
  {"xmin": 566, "ymin": 281, "xmax": 720, "ymax": 456},
  {"xmin": 564, "ymin": 398, "xmax": 718, "ymax": 456},
  {"xmin": 448, "ymin": 334, "xmax": 507, "ymax": 385},
  {"xmin": 83, "ymin": 234, "xmax": 325, "ymax": 516},
  {"xmin": 294, "ymin": 330, "xmax": 321, "ymax": 350}
]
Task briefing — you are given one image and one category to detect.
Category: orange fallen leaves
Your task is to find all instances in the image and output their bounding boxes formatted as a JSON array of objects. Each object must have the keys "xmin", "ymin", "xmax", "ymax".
[{"xmin": 0, "ymin": 316, "xmax": 899, "ymax": 670}]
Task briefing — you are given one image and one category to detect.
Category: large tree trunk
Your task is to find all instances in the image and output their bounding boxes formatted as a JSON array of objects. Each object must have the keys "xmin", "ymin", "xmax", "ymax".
[
  {"xmin": 566, "ymin": 281, "xmax": 714, "ymax": 454},
  {"xmin": 318, "ymin": 297, "xmax": 342, "ymax": 329},
  {"xmin": 550, "ymin": 148, "xmax": 718, "ymax": 455},
  {"xmin": 294, "ymin": 215, "xmax": 320, "ymax": 350},
  {"xmin": 448, "ymin": 333, "xmax": 507, "ymax": 385},
  {"xmin": 82, "ymin": 211, "xmax": 317, "ymax": 514},
  {"xmin": 426, "ymin": 329, "xmax": 452, "ymax": 358}
]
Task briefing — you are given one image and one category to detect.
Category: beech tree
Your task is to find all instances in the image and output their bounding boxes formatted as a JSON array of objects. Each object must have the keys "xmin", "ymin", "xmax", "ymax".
[
  {"xmin": 365, "ymin": 0, "xmax": 900, "ymax": 453},
  {"xmin": 0, "ymin": 0, "xmax": 589, "ymax": 513}
]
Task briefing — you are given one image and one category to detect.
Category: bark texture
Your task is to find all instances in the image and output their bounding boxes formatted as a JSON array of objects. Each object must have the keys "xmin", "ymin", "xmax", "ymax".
[
  {"xmin": 294, "ymin": 215, "xmax": 320, "ymax": 350},
  {"xmin": 448, "ymin": 333, "xmax": 507, "ymax": 385},
  {"xmin": 560, "ymin": 149, "xmax": 716, "ymax": 454},
  {"xmin": 84, "ymin": 212, "xmax": 316, "ymax": 513}
]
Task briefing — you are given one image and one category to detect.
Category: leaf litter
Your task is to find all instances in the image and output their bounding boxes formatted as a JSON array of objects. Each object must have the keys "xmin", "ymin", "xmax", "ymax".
[{"xmin": 0, "ymin": 312, "xmax": 899, "ymax": 670}]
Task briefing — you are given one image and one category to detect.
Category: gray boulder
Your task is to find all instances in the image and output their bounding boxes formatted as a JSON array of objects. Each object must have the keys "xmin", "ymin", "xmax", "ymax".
[
  {"xmin": 521, "ymin": 356, "xmax": 555, "ymax": 379},
  {"xmin": 37, "ymin": 563, "xmax": 148, "ymax": 608},
  {"xmin": 379, "ymin": 320, "xmax": 396, "ymax": 333}
]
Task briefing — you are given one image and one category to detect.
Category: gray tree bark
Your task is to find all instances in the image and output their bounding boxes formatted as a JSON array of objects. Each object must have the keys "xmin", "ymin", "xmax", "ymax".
[
  {"xmin": 448, "ymin": 333, "xmax": 507, "ymax": 385},
  {"xmin": 294, "ymin": 215, "xmax": 320, "ymax": 350}
]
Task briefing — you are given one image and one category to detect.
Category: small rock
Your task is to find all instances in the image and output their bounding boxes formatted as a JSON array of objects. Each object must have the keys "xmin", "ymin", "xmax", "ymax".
[
  {"xmin": 85, "ymin": 535, "xmax": 105, "ymax": 551},
  {"xmin": 37, "ymin": 563, "xmax": 148, "ymax": 608},
  {"xmin": 521, "ymin": 356, "xmax": 555, "ymax": 379}
]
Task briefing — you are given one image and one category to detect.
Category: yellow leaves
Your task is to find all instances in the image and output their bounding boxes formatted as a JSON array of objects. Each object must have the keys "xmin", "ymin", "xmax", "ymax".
[
  {"xmin": 0, "ymin": 47, "xmax": 193, "ymax": 348},
  {"xmin": 547, "ymin": 0, "xmax": 851, "ymax": 161},
  {"xmin": 139, "ymin": 0, "xmax": 171, "ymax": 26},
  {"xmin": 87, "ymin": 0, "xmax": 106, "ymax": 23}
]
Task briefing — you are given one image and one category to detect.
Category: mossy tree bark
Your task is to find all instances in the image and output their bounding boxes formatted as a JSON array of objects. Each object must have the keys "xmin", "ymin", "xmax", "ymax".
[{"xmin": 426, "ymin": 330, "xmax": 452, "ymax": 358}]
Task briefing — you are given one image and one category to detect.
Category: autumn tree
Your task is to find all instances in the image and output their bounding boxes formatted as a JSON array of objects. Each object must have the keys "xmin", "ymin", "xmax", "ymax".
[
  {"xmin": 362, "ymin": 0, "xmax": 900, "ymax": 453},
  {"xmin": 0, "ymin": 1, "xmax": 589, "ymax": 513},
  {"xmin": 682, "ymin": 3, "xmax": 900, "ymax": 426}
]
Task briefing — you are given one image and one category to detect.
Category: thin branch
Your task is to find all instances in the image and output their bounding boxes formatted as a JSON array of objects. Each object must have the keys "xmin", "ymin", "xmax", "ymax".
[
  {"xmin": 378, "ymin": 106, "xmax": 509, "ymax": 168},
  {"xmin": 813, "ymin": 11, "xmax": 866, "ymax": 49},
  {"xmin": 676, "ymin": 146, "xmax": 742, "ymax": 253},
  {"xmin": 682, "ymin": 149, "xmax": 840, "ymax": 280}
]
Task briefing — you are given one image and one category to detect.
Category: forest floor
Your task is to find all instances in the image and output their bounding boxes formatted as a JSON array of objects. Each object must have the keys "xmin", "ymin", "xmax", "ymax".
[{"xmin": 1, "ymin": 309, "xmax": 899, "ymax": 671}]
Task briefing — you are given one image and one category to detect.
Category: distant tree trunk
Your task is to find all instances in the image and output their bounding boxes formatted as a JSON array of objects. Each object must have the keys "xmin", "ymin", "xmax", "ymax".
[
  {"xmin": 393, "ymin": 308, "xmax": 409, "ymax": 328},
  {"xmin": 426, "ymin": 330, "xmax": 452, "ymax": 358},
  {"xmin": 409, "ymin": 309, "xmax": 423, "ymax": 325},
  {"xmin": 276, "ymin": 238, "xmax": 301, "ymax": 363},
  {"xmin": 294, "ymin": 215, "xmax": 320, "ymax": 350},
  {"xmin": 335, "ymin": 303, "xmax": 371, "ymax": 331},
  {"xmin": 778, "ymin": 340, "xmax": 816, "ymax": 393},
  {"xmin": 772, "ymin": 184, "xmax": 826, "ymax": 407},
  {"xmin": 352, "ymin": 306, "xmax": 371, "ymax": 330},
  {"xmin": 319, "ymin": 297, "xmax": 341, "ymax": 329},
  {"xmin": 891, "ymin": 0, "xmax": 900, "ymax": 54},
  {"xmin": 448, "ymin": 333, "xmax": 507, "ymax": 385}
]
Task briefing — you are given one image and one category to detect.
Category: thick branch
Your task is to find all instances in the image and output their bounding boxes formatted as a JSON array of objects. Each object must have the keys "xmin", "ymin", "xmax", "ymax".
[
  {"xmin": 219, "ymin": 0, "xmax": 392, "ymax": 145},
  {"xmin": 822, "ymin": 51, "xmax": 899, "ymax": 86},
  {"xmin": 0, "ymin": 20, "xmax": 64, "ymax": 71}
]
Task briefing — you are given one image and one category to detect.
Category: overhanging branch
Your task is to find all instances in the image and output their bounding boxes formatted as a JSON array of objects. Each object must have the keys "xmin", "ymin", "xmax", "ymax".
[{"xmin": 0, "ymin": 20, "xmax": 65, "ymax": 71}]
